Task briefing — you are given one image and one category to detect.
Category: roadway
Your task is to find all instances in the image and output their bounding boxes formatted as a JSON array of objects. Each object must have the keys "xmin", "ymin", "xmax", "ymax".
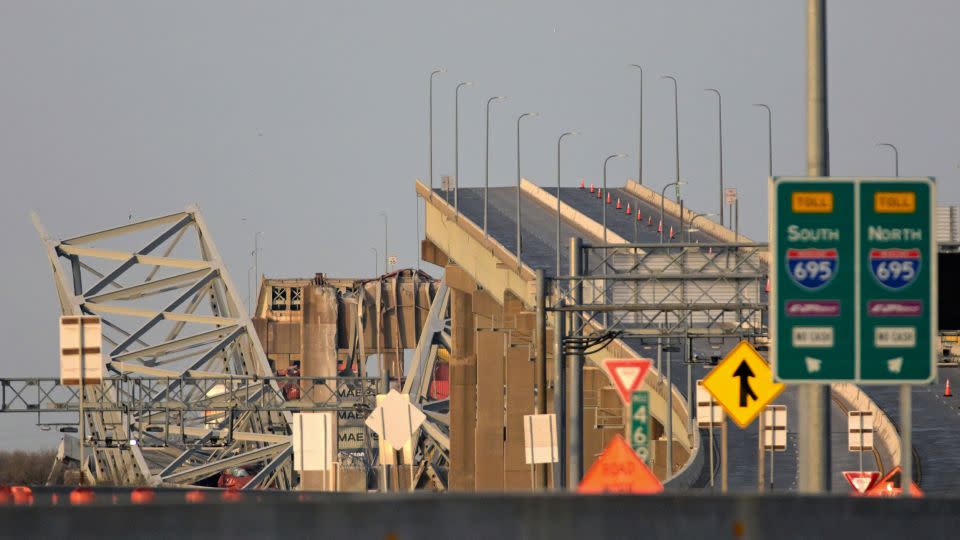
[{"xmin": 440, "ymin": 185, "xmax": 873, "ymax": 492}]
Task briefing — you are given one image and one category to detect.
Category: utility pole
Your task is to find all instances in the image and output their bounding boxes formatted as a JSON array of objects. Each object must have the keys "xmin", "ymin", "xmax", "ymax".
[{"xmin": 799, "ymin": 0, "xmax": 831, "ymax": 494}]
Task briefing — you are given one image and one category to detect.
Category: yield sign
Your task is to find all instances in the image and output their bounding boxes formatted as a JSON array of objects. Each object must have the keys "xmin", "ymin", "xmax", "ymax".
[
  {"xmin": 702, "ymin": 341, "xmax": 785, "ymax": 428},
  {"xmin": 601, "ymin": 358, "xmax": 652, "ymax": 405},
  {"xmin": 578, "ymin": 434, "xmax": 663, "ymax": 494},
  {"xmin": 842, "ymin": 471, "xmax": 880, "ymax": 494}
]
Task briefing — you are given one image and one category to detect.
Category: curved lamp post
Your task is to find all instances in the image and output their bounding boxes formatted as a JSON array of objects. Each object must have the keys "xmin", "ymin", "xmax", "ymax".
[
  {"xmin": 484, "ymin": 96, "xmax": 506, "ymax": 237},
  {"xmin": 661, "ymin": 75, "xmax": 681, "ymax": 200},
  {"xmin": 630, "ymin": 64, "xmax": 644, "ymax": 185},
  {"xmin": 556, "ymin": 131, "xmax": 579, "ymax": 277},
  {"xmin": 454, "ymin": 81, "xmax": 473, "ymax": 215},
  {"xmin": 660, "ymin": 181, "xmax": 686, "ymax": 243},
  {"xmin": 876, "ymin": 142, "xmax": 900, "ymax": 177},
  {"xmin": 428, "ymin": 68, "xmax": 445, "ymax": 192},
  {"xmin": 516, "ymin": 112, "xmax": 539, "ymax": 266},
  {"xmin": 705, "ymin": 88, "xmax": 724, "ymax": 226}
]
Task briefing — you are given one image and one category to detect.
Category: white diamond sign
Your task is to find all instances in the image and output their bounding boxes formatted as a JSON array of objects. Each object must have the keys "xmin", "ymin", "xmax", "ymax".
[{"xmin": 364, "ymin": 389, "xmax": 426, "ymax": 450}]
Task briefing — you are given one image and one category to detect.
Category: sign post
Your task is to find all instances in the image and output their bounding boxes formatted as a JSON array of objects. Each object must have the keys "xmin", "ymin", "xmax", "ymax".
[
  {"xmin": 762, "ymin": 405, "xmax": 787, "ymax": 490},
  {"xmin": 771, "ymin": 176, "xmax": 936, "ymax": 496},
  {"xmin": 696, "ymin": 380, "xmax": 723, "ymax": 488}
]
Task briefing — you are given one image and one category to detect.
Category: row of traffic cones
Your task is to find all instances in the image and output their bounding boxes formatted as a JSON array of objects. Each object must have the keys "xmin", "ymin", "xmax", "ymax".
[{"xmin": 580, "ymin": 179, "xmax": 676, "ymax": 239}]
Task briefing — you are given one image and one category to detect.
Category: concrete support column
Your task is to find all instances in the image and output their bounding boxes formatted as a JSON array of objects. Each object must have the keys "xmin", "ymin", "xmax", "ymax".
[
  {"xmin": 301, "ymin": 283, "xmax": 339, "ymax": 491},
  {"xmin": 448, "ymin": 284, "xmax": 477, "ymax": 491}
]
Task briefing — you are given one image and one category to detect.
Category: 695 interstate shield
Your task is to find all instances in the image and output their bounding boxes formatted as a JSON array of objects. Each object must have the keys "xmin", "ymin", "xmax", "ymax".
[{"xmin": 786, "ymin": 248, "xmax": 838, "ymax": 291}]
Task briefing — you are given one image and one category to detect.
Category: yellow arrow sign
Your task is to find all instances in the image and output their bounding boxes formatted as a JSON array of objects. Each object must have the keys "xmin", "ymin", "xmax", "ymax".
[{"xmin": 702, "ymin": 341, "xmax": 785, "ymax": 429}]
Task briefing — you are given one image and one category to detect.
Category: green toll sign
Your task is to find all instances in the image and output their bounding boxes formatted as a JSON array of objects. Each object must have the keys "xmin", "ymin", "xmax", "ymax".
[{"xmin": 770, "ymin": 177, "xmax": 936, "ymax": 384}]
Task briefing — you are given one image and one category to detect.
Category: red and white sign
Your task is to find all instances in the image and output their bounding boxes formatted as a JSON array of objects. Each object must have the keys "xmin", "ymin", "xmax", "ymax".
[
  {"xmin": 601, "ymin": 358, "xmax": 652, "ymax": 405},
  {"xmin": 842, "ymin": 471, "xmax": 881, "ymax": 494},
  {"xmin": 577, "ymin": 434, "xmax": 663, "ymax": 495}
]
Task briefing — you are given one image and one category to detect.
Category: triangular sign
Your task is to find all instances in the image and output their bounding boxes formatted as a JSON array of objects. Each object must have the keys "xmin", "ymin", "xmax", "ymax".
[
  {"xmin": 842, "ymin": 471, "xmax": 880, "ymax": 494},
  {"xmin": 864, "ymin": 466, "xmax": 924, "ymax": 497},
  {"xmin": 578, "ymin": 434, "xmax": 663, "ymax": 494},
  {"xmin": 601, "ymin": 358, "xmax": 652, "ymax": 405}
]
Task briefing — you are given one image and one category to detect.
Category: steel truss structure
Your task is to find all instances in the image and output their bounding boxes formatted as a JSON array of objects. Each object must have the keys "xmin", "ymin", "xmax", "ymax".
[
  {"xmin": 29, "ymin": 206, "xmax": 310, "ymax": 488},
  {"xmin": 559, "ymin": 241, "xmax": 768, "ymax": 339},
  {"xmin": 402, "ymin": 283, "xmax": 451, "ymax": 490}
]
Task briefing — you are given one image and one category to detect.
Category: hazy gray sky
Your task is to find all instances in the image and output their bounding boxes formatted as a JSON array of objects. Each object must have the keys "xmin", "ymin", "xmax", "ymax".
[{"xmin": 1, "ymin": 1, "xmax": 957, "ymax": 448}]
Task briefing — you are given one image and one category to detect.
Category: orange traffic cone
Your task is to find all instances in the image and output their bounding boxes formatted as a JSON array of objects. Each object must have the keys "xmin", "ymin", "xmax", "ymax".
[
  {"xmin": 616, "ymin": 197, "xmax": 622, "ymax": 209},
  {"xmin": 669, "ymin": 226, "xmax": 675, "ymax": 239},
  {"xmin": 647, "ymin": 216, "xmax": 653, "ymax": 226},
  {"xmin": 597, "ymin": 188, "xmax": 602, "ymax": 199},
  {"xmin": 625, "ymin": 203, "xmax": 631, "ymax": 215},
  {"xmin": 946, "ymin": 380, "xmax": 952, "ymax": 397},
  {"xmin": 607, "ymin": 192, "xmax": 612, "ymax": 204},
  {"xmin": 637, "ymin": 210, "xmax": 643, "ymax": 221},
  {"xmin": 590, "ymin": 182, "xmax": 595, "ymax": 193},
  {"xmin": 579, "ymin": 179, "xmax": 585, "ymax": 189}
]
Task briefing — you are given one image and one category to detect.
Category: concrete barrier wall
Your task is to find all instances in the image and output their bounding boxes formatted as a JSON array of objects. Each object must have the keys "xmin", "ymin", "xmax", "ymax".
[{"xmin": 4, "ymin": 493, "xmax": 959, "ymax": 540}]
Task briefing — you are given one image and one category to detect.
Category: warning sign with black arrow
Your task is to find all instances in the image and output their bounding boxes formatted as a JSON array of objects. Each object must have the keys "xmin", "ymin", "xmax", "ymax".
[{"xmin": 702, "ymin": 341, "xmax": 785, "ymax": 428}]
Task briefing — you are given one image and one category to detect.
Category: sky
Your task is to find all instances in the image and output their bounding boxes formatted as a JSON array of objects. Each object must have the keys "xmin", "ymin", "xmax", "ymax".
[{"xmin": 0, "ymin": 1, "xmax": 957, "ymax": 449}]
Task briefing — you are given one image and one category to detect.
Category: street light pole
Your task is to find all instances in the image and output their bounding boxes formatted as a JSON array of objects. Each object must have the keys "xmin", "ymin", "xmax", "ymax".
[
  {"xmin": 516, "ymin": 112, "xmax": 539, "ymax": 267},
  {"xmin": 556, "ymin": 131, "xmax": 579, "ymax": 277},
  {"xmin": 454, "ymin": 81, "xmax": 472, "ymax": 216},
  {"xmin": 630, "ymin": 64, "xmax": 644, "ymax": 185},
  {"xmin": 753, "ymin": 104, "xmax": 774, "ymax": 178},
  {"xmin": 602, "ymin": 153, "xmax": 628, "ymax": 244},
  {"xmin": 661, "ymin": 75, "xmax": 681, "ymax": 200},
  {"xmin": 485, "ymin": 96, "xmax": 506, "ymax": 238},
  {"xmin": 705, "ymin": 88, "xmax": 724, "ymax": 227},
  {"xmin": 688, "ymin": 212, "xmax": 718, "ymax": 242},
  {"xmin": 876, "ymin": 143, "xmax": 900, "ymax": 177},
  {"xmin": 660, "ymin": 181, "xmax": 685, "ymax": 244},
  {"xmin": 428, "ymin": 68, "xmax": 445, "ymax": 193},
  {"xmin": 378, "ymin": 212, "xmax": 388, "ymax": 274}
]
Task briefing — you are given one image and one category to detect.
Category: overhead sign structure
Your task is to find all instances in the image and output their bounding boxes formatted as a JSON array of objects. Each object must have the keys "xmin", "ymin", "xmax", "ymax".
[
  {"xmin": 577, "ymin": 434, "xmax": 663, "ymax": 494},
  {"xmin": 843, "ymin": 471, "xmax": 881, "ymax": 495},
  {"xmin": 702, "ymin": 341, "xmax": 785, "ymax": 429},
  {"xmin": 523, "ymin": 414, "xmax": 559, "ymax": 465},
  {"xmin": 601, "ymin": 358, "xmax": 652, "ymax": 405},
  {"xmin": 762, "ymin": 405, "xmax": 787, "ymax": 451},
  {"xmin": 59, "ymin": 316, "xmax": 103, "ymax": 385},
  {"xmin": 630, "ymin": 392, "xmax": 651, "ymax": 464},
  {"xmin": 364, "ymin": 389, "xmax": 426, "ymax": 450},
  {"xmin": 292, "ymin": 412, "xmax": 336, "ymax": 472},
  {"xmin": 771, "ymin": 177, "xmax": 936, "ymax": 383}
]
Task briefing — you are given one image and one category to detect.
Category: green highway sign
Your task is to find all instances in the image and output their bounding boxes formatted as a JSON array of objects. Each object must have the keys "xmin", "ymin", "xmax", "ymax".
[
  {"xmin": 770, "ymin": 177, "xmax": 936, "ymax": 383},
  {"xmin": 630, "ymin": 391, "xmax": 650, "ymax": 464}
]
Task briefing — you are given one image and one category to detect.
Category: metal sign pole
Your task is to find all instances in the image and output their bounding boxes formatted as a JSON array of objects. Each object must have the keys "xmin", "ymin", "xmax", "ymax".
[
  {"xmin": 721, "ymin": 416, "xmax": 728, "ymax": 493},
  {"xmin": 708, "ymin": 416, "xmax": 715, "ymax": 488},
  {"xmin": 859, "ymin": 414, "xmax": 864, "ymax": 473},
  {"xmin": 901, "ymin": 385, "xmax": 912, "ymax": 497},
  {"xmin": 758, "ymin": 411, "xmax": 765, "ymax": 493},
  {"xmin": 78, "ymin": 319, "xmax": 86, "ymax": 487}
]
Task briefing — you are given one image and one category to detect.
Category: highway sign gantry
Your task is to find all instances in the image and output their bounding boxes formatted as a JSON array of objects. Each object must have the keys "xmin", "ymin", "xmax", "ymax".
[
  {"xmin": 702, "ymin": 341, "xmax": 785, "ymax": 428},
  {"xmin": 771, "ymin": 177, "xmax": 936, "ymax": 383}
]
